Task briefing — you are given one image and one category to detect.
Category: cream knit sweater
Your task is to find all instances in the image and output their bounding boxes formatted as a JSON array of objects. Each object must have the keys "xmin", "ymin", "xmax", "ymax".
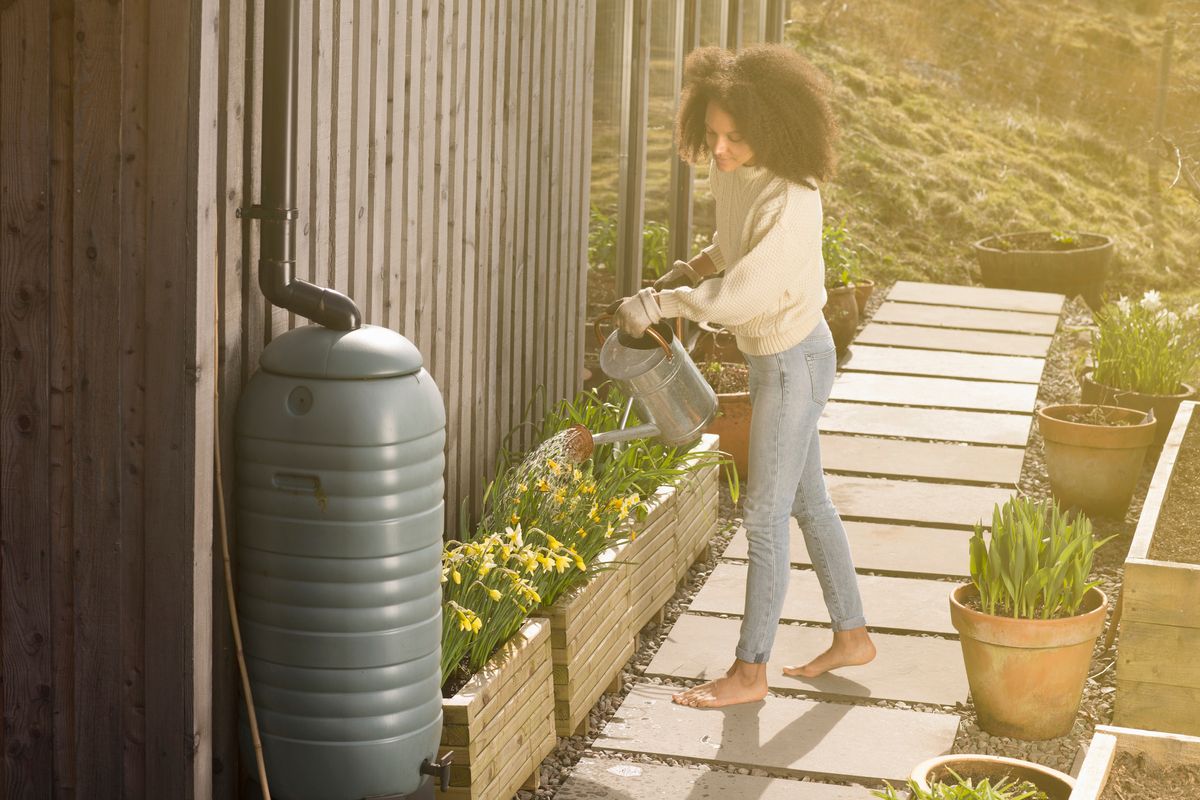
[{"xmin": 655, "ymin": 163, "xmax": 827, "ymax": 356}]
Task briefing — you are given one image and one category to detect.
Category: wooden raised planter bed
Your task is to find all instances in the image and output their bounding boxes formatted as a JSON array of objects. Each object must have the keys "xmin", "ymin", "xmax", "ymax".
[
  {"xmin": 437, "ymin": 618, "xmax": 556, "ymax": 800},
  {"xmin": 535, "ymin": 434, "xmax": 722, "ymax": 737},
  {"xmin": 1115, "ymin": 400, "xmax": 1200, "ymax": 736},
  {"xmin": 1070, "ymin": 724, "xmax": 1200, "ymax": 799}
]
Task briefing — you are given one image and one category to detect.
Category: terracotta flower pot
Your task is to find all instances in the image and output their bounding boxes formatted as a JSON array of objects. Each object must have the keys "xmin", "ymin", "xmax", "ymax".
[
  {"xmin": 1036, "ymin": 404, "xmax": 1157, "ymax": 518},
  {"xmin": 972, "ymin": 230, "xmax": 1113, "ymax": 309},
  {"xmin": 949, "ymin": 584, "xmax": 1107, "ymax": 740},
  {"xmin": 911, "ymin": 754, "xmax": 1075, "ymax": 800},
  {"xmin": 850, "ymin": 278, "xmax": 874, "ymax": 318},
  {"xmin": 822, "ymin": 285, "xmax": 859, "ymax": 357},
  {"xmin": 689, "ymin": 321, "xmax": 743, "ymax": 365},
  {"xmin": 1079, "ymin": 369, "xmax": 1196, "ymax": 449},
  {"xmin": 704, "ymin": 391, "xmax": 751, "ymax": 480}
]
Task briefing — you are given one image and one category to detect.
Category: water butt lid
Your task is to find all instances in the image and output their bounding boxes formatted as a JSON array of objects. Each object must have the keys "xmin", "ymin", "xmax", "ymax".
[
  {"xmin": 260, "ymin": 323, "xmax": 423, "ymax": 379},
  {"xmin": 599, "ymin": 321, "xmax": 674, "ymax": 381}
]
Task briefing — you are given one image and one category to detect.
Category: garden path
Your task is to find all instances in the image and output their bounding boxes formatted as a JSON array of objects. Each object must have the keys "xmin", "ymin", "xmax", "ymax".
[{"xmin": 555, "ymin": 281, "xmax": 1066, "ymax": 799}]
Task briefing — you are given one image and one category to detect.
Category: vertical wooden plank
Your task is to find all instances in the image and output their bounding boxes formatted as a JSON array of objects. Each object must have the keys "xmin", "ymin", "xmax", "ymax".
[
  {"xmin": 348, "ymin": 0, "xmax": 372, "ymax": 317},
  {"xmin": 294, "ymin": 0, "xmax": 315, "ymax": 329},
  {"xmin": 474, "ymin": 0, "xmax": 500, "ymax": 520},
  {"xmin": 329, "ymin": 0, "xmax": 353, "ymax": 307},
  {"xmin": 242, "ymin": 0, "xmax": 267, "ymax": 371},
  {"xmin": 401, "ymin": 0, "xmax": 424, "ymax": 341},
  {"xmin": 386, "ymin": 0, "xmax": 412, "ymax": 334},
  {"xmin": 451, "ymin": 0, "xmax": 481, "ymax": 533},
  {"xmin": 213, "ymin": 0, "xmax": 247, "ymax": 791},
  {"xmin": 143, "ymin": 0, "xmax": 219, "ymax": 792},
  {"xmin": 0, "ymin": 1, "xmax": 53, "ymax": 795},
  {"xmin": 416, "ymin": 0, "xmax": 438, "ymax": 359},
  {"xmin": 366, "ymin": 0, "xmax": 389, "ymax": 328},
  {"xmin": 496, "ymin": 0, "xmax": 520, "ymax": 460},
  {"xmin": 431, "ymin": 0, "xmax": 454, "ymax": 488},
  {"xmin": 577, "ymin": 0, "xmax": 597, "ymax": 388},
  {"xmin": 540, "ymin": 0, "xmax": 561, "ymax": 410},
  {"xmin": 550, "ymin": 0, "xmax": 570, "ymax": 405},
  {"xmin": 308, "ymin": 0, "xmax": 333, "ymax": 334},
  {"xmin": 522, "ymin": 0, "xmax": 543, "ymax": 442},
  {"xmin": 70, "ymin": 1, "xmax": 124, "ymax": 795},
  {"xmin": 47, "ymin": 1, "xmax": 78, "ymax": 794},
  {"xmin": 120, "ymin": 0, "xmax": 149, "ymax": 795},
  {"xmin": 616, "ymin": 0, "xmax": 650, "ymax": 297},
  {"xmin": 669, "ymin": 0, "xmax": 699, "ymax": 264}
]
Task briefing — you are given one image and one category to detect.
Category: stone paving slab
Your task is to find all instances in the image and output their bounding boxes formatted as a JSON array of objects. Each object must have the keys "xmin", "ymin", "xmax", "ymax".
[
  {"xmin": 722, "ymin": 520, "xmax": 972, "ymax": 578},
  {"xmin": 648, "ymin": 614, "xmax": 969, "ymax": 706},
  {"xmin": 830, "ymin": 373, "xmax": 1038, "ymax": 413},
  {"xmin": 826, "ymin": 474, "xmax": 1014, "ymax": 529},
  {"xmin": 820, "ymin": 402, "xmax": 1032, "ymax": 447},
  {"xmin": 689, "ymin": 563, "xmax": 956, "ymax": 635},
  {"xmin": 856, "ymin": 323, "xmax": 1053, "ymax": 357},
  {"xmin": 556, "ymin": 757, "xmax": 878, "ymax": 799},
  {"xmin": 594, "ymin": 683, "xmax": 959, "ymax": 783},
  {"xmin": 842, "ymin": 345, "xmax": 1046, "ymax": 384},
  {"xmin": 819, "ymin": 435, "xmax": 1023, "ymax": 486},
  {"xmin": 871, "ymin": 302, "xmax": 1060, "ymax": 335},
  {"xmin": 887, "ymin": 280, "xmax": 1065, "ymax": 315}
]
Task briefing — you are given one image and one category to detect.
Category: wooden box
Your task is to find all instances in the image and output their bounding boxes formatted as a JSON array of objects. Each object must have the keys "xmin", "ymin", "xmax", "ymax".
[
  {"xmin": 438, "ymin": 618, "xmax": 556, "ymax": 800},
  {"xmin": 1070, "ymin": 724, "xmax": 1200, "ymax": 799},
  {"xmin": 1115, "ymin": 401, "xmax": 1200, "ymax": 736}
]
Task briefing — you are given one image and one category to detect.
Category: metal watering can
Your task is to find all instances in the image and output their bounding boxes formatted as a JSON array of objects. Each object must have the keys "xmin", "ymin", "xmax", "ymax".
[{"xmin": 566, "ymin": 302, "xmax": 717, "ymax": 461}]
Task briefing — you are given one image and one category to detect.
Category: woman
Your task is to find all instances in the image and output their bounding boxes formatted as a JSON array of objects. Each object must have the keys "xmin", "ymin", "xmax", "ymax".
[{"xmin": 614, "ymin": 45, "xmax": 875, "ymax": 709}]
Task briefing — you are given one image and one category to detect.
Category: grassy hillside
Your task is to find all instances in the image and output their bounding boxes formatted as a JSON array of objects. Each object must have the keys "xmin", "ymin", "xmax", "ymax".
[{"xmin": 780, "ymin": 0, "xmax": 1200, "ymax": 306}]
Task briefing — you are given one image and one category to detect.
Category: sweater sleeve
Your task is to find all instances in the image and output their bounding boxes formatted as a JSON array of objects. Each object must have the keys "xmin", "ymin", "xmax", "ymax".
[
  {"xmin": 657, "ymin": 186, "xmax": 820, "ymax": 326},
  {"xmin": 699, "ymin": 230, "xmax": 725, "ymax": 274}
]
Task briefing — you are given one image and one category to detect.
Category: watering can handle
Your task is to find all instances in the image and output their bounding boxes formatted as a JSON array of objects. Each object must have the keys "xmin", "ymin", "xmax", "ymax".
[{"xmin": 594, "ymin": 299, "xmax": 673, "ymax": 357}]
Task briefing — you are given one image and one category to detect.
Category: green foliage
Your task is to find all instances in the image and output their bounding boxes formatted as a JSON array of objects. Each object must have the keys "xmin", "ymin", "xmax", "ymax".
[
  {"xmin": 873, "ymin": 767, "xmax": 1049, "ymax": 800},
  {"xmin": 969, "ymin": 496, "xmax": 1112, "ymax": 620},
  {"xmin": 587, "ymin": 206, "xmax": 674, "ymax": 282},
  {"xmin": 822, "ymin": 217, "xmax": 865, "ymax": 289},
  {"xmin": 1090, "ymin": 292, "xmax": 1200, "ymax": 396}
]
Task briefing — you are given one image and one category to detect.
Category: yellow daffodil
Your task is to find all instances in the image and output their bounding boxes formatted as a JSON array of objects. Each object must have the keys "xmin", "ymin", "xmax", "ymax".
[
  {"xmin": 451, "ymin": 569, "xmax": 462, "ymax": 585},
  {"xmin": 552, "ymin": 487, "xmax": 567, "ymax": 505},
  {"xmin": 546, "ymin": 534, "xmax": 562, "ymax": 550},
  {"xmin": 509, "ymin": 512, "xmax": 520, "ymax": 526},
  {"xmin": 487, "ymin": 588, "xmax": 502, "ymax": 602},
  {"xmin": 604, "ymin": 523, "xmax": 615, "ymax": 539},
  {"xmin": 576, "ymin": 526, "xmax": 588, "ymax": 539},
  {"xmin": 535, "ymin": 477, "xmax": 551, "ymax": 493},
  {"xmin": 554, "ymin": 554, "xmax": 570, "ymax": 573},
  {"xmin": 517, "ymin": 482, "xmax": 528, "ymax": 493},
  {"xmin": 572, "ymin": 468, "xmax": 583, "ymax": 482},
  {"xmin": 546, "ymin": 458, "xmax": 560, "ymax": 475}
]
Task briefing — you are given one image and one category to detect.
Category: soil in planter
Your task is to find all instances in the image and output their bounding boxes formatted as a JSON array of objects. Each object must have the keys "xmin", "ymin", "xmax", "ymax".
[
  {"xmin": 442, "ymin": 658, "xmax": 473, "ymax": 698},
  {"xmin": 1098, "ymin": 751, "xmax": 1200, "ymax": 800},
  {"xmin": 991, "ymin": 232, "xmax": 1095, "ymax": 252},
  {"xmin": 1060, "ymin": 407, "xmax": 1140, "ymax": 426},
  {"xmin": 700, "ymin": 361, "xmax": 749, "ymax": 395},
  {"xmin": 1148, "ymin": 415, "xmax": 1200, "ymax": 565}
]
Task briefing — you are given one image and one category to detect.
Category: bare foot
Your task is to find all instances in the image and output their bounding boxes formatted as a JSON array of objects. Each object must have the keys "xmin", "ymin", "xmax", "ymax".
[
  {"xmin": 671, "ymin": 659, "xmax": 768, "ymax": 708},
  {"xmin": 782, "ymin": 627, "xmax": 876, "ymax": 679}
]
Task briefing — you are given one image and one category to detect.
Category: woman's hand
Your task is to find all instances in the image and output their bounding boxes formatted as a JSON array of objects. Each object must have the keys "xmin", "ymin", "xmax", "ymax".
[
  {"xmin": 613, "ymin": 287, "xmax": 663, "ymax": 337},
  {"xmin": 653, "ymin": 260, "xmax": 702, "ymax": 291}
]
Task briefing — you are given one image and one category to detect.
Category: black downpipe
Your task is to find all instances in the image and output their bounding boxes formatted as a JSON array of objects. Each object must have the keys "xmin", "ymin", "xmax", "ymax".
[{"xmin": 256, "ymin": 0, "xmax": 361, "ymax": 330}]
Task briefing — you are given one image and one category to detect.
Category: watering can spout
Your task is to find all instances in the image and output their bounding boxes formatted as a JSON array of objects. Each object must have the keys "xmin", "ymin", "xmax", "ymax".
[{"xmin": 563, "ymin": 422, "xmax": 663, "ymax": 464}]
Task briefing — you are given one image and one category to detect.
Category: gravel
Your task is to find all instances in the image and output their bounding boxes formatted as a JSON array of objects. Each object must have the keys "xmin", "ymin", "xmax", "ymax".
[{"xmin": 517, "ymin": 287, "xmax": 1153, "ymax": 798}]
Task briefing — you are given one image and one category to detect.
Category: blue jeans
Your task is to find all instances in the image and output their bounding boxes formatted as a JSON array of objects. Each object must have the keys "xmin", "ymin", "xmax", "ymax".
[{"xmin": 736, "ymin": 317, "xmax": 866, "ymax": 664}]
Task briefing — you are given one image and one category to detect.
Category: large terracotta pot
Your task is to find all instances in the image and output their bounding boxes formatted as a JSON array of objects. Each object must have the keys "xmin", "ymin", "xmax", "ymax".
[
  {"xmin": 1036, "ymin": 404, "xmax": 1157, "ymax": 518},
  {"xmin": 704, "ymin": 391, "xmax": 750, "ymax": 480},
  {"xmin": 850, "ymin": 278, "xmax": 874, "ymax": 318},
  {"xmin": 1080, "ymin": 369, "xmax": 1195, "ymax": 449},
  {"xmin": 911, "ymin": 754, "xmax": 1074, "ymax": 800},
  {"xmin": 690, "ymin": 321, "xmax": 742, "ymax": 365},
  {"xmin": 822, "ymin": 285, "xmax": 859, "ymax": 357},
  {"xmin": 972, "ymin": 231, "xmax": 1113, "ymax": 309},
  {"xmin": 950, "ymin": 584, "xmax": 1107, "ymax": 740}
]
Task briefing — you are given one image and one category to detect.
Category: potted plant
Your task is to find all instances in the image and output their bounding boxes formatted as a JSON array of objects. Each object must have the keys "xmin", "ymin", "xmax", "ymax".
[
  {"xmin": 951, "ymin": 496, "xmax": 1112, "ymax": 740},
  {"xmin": 695, "ymin": 358, "xmax": 751, "ymax": 480},
  {"xmin": 875, "ymin": 754, "xmax": 1074, "ymax": 799},
  {"xmin": 1114, "ymin": 401, "xmax": 1200, "ymax": 736},
  {"xmin": 1079, "ymin": 291, "xmax": 1199, "ymax": 448},
  {"xmin": 822, "ymin": 218, "xmax": 862, "ymax": 356},
  {"xmin": 1035, "ymin": 403, "xmax": 1156, "ymax": 518},
  {"xmin": 971, "ymin": 229, "xmax": 1113, "ymax": 309}
]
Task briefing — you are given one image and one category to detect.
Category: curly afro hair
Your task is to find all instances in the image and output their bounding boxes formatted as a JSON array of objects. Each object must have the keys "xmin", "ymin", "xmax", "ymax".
[{"xmin": 676, "ymin": 45, "xmax": 839, "ymax": 190}]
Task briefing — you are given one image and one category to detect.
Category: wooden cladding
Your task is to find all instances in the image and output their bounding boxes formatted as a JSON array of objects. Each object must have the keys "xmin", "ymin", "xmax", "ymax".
[{"xmin": 217, "ymin": 0, "xmax": 595, "ymax": 542}]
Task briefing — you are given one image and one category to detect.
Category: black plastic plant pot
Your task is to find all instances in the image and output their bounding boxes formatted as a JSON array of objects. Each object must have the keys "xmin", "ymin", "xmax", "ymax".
[{"xmin": 971, "ymin": 231, "xmax": 1113, "ymax": 310}]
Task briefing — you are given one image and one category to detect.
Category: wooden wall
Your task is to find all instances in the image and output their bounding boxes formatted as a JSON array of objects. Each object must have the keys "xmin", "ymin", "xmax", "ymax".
[
  {"xmin": 215, "ymin": 1, "xmax": 594, "ymax": 792},
  {"xmin": 2, "ymin": 1, "xmax": 593, "ymax": 798},
  {"xmin": 1, "ymin": 0, "xmax": 219, "ymax": 797}
]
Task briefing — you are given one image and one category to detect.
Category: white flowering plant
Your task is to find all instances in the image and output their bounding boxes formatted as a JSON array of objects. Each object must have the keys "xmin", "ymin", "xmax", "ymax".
[{"xmin": 1090, "ymin": 290, "xmax": 1200, "ymax": 396}]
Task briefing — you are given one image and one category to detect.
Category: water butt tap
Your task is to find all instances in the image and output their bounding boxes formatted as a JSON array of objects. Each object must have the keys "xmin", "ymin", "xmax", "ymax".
[{"xmin": 566, "ymin": 304, "xmax": 717, "ymax": 462}]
